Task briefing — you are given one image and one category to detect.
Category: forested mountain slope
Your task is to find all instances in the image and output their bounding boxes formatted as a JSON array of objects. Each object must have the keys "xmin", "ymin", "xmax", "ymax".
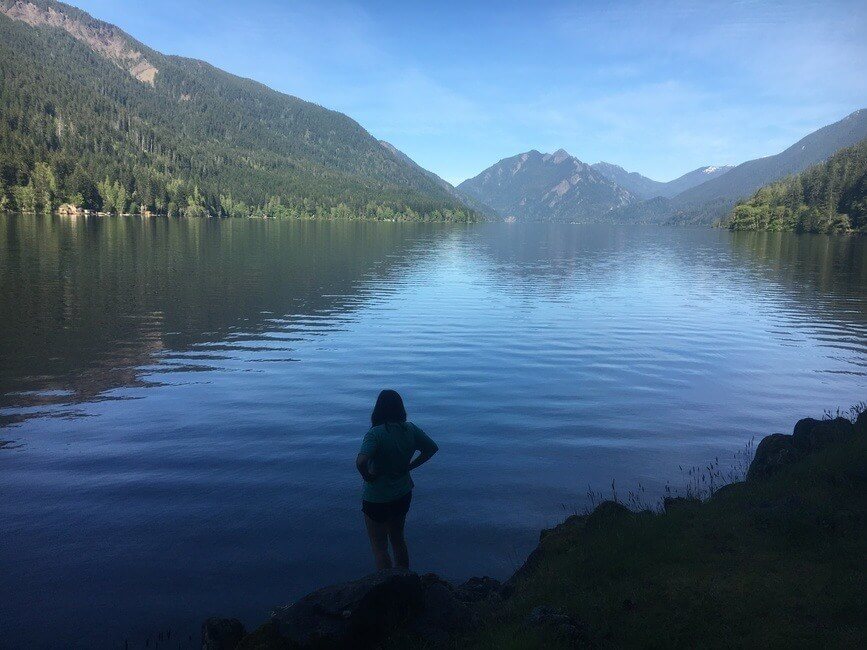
[
  {"xmin": 378, "ymin": 141, "xmax": 498, "ymax": 218},
  {"xmin": 609, "ymin": 109, "xmax": 867, "ymax": 225},
  {"xmin": 0, "ymin": 0, "xmax": 476, "ymax": 220},
  {"xmin": 667, "ymin": 109, "xmax": 867, "ymax": 224},
  {"xmin": 724, "ymin": 137, "xmax": 867, "ymax": 233}
]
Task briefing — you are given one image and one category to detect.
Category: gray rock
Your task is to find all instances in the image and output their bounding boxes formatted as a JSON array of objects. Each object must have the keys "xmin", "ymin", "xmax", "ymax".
[
  {"xmin": 202, "ymin": 617, "xmax": 245, "ymax": 650},
  {"xmin": 792, "ymin": 417, "xmax": 854, "ymax": 452},
  {"xmin": 539, "ymin": 514, "xmax": 586, "ymax": 541},
  {"xmin": 407, "ymin": 574, "xmax": 475, "ymax": 644},
  {"xmin": 585, "ymin": 500, "xmax": 632, "ymax": 529},
  {"xmin": 747, "ymin": 433, "xmax": 801, "ymax": 480},
  {"xmin": 271, "ymin": 568, "xmax": 422, "ymax": 648},
  {"xmin": 792, "ymin": 417, "xmax": 822, "ymax": 442}
]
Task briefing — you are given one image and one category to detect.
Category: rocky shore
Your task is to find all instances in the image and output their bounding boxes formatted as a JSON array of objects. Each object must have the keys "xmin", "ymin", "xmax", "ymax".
[{"xmin": 203, "ymin": 410, "xmax": 866, "ymax": 649}]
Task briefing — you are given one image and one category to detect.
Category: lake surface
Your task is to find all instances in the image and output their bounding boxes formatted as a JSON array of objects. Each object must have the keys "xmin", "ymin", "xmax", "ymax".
[{"xmin": 1, "ymin": 215, "xmax": 865, "ymax": 648}]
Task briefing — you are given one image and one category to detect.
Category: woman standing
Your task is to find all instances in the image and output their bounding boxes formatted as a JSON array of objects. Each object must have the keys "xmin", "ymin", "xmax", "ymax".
[{"xmin": 356, "ymin": 390, "xmax": 438, "ymax": 570}]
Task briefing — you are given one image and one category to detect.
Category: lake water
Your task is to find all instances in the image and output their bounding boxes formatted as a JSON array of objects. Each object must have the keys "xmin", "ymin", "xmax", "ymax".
[{"xmin": 1, "ymin": 215, "xmax": 865, "ymax": 648}]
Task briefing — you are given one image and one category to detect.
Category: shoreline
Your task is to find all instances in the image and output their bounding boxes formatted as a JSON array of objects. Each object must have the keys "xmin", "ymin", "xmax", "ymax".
[{"xmin": 202, "ymin": 408, "xmax": 866, "ymax": 649}]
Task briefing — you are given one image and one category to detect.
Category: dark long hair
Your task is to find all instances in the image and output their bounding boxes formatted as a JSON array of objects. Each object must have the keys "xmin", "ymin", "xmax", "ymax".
[{"xmin": 371, "ymin": 389, "xmax": 407, "ymax": 427}]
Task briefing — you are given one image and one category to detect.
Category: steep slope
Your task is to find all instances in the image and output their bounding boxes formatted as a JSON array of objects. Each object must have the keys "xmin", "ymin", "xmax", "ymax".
[
  {"xmin": 591, "ymin": 162, "xmax": 732, "ymax": 199},
  {"xmin": 662, "ymin": 165, "xmax": 734, "ymax": 196},
  {"xmin": 457, "ymin": 149, "xmax": 636, "ymax": 222},
  {"xmin": 590, "ymin": 162, "xmax": 665, "ymax": 199},
  {"xmin": 668, "ymin": 109, "xmax": 867, "ymax": 224},
  {"xmin": 724, "ymin": 136, "xmax": 867, "ymax": 233},
  {"xmin": 378, "ymin": 141, "xmax": 497, "ymax": 218},
  {"xmin": 0, "ymin": 0, "xmax": 476, "ymax": 220}
]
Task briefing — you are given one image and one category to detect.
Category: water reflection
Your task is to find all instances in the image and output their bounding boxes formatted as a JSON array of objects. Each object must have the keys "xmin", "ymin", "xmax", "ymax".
[
  {"xmin": 0, "ymin": 216, "xmax": 454, "ymax": 425},
  {"xmin": 0, "ymin": 216, "xmax": 865, "ymax": 648}
]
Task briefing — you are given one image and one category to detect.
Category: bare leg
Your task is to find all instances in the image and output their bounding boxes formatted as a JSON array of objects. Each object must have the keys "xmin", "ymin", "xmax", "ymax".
[
  {"xmin": 387, "ymin": 513, "xmax": 409, "ymax": 569},
  {"xmin": 364, "ymin": 514, "xmax": 392, "ymax": 570}
]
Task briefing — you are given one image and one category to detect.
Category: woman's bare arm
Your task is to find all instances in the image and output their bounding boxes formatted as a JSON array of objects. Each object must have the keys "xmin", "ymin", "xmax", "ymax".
[
  {"xmin": 356, "ymin": 453, "xmax": 376, "ymax": 482},
  {"xmin": 408, "ymin": 442, "xmax": 438, "ymax": 471}
]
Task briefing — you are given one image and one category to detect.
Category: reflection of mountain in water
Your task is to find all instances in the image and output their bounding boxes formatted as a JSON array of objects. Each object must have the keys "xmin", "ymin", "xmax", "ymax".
[
  {"xmin": 3, "ymin": 218, "xmax": 865, "ymax": 428},
  {"xmin": 0, "ymin": 216, "xmax": 454, "ymax": 425}
]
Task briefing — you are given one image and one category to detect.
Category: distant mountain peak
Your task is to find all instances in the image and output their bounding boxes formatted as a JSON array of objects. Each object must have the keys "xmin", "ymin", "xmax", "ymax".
[
  {"xmin": 547, "ymin": 148, "xmax": 572, "ymax": 164},
  {"xmin": 591, "ymin": 161, "xmax": 733, "ymax": 200},
  {"xmin": 458, "ymin": 148, "xmax": 635, "ymax": 222},
  {"xmin": 594, "ymin": 161, "xmax": 627, "ymax": 172}
]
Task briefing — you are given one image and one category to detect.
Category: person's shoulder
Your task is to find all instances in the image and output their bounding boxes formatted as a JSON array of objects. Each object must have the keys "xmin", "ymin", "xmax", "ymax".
[{"xmin": 405, "ymin": 421, "xmax": 424, "ymax": 433}]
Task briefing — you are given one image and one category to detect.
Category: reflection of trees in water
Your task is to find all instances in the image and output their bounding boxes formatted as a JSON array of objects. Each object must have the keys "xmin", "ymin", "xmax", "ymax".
[
  {"xmin": 2, "ymin": 219, "xmax": 864, "ymax": 427},
  {"xmin": 467, "ymin": 224, "xmax": 866, "ymax": 326},
  {"xmin": 0, "ymin": 215, "xmax": 448, "ymax": 425},
  {"xmin": 727, "ymin": 231, "xmax": 867, "ymax": 323}
]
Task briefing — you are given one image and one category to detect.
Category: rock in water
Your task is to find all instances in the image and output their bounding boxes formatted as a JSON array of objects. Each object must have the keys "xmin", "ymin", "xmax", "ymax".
[
  {"xmin": 271, "ymin": 568, "xmax": 422, "ymax": 648},
  {"xmin": 747, "ymin": 433, "xmax": 801, "ymax": 480},
  {"xmin": 792, "ymin": 417, "xmax": 854, "ymax": 452},
  {"xmin": 202, "ymin": 617, "xmax": 246, "ymax": 650}
]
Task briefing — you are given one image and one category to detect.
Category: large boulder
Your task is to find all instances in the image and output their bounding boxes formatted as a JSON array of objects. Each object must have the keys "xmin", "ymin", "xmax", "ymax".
[
  {"xmin": 202, "ymin": 617, "xmax": 246, "ymax": 650},
  {"xmin": 455, "ymin": 576, "xmax": 502, "ymax": 603},
  {"xmin": 585, "ymin": 500, "xmax": 633, "ymax": 530},
  {"xmin": 747, "ymin": 433, "xmax": 801, "ymax": 480},
  {"xmin": 405, "ymin": 574, "xmax": 476, "ymax": 644},
  {"xmin": 270, "ymin": 568, "xmax": 423, "ymax": 648},
  {"xmin": 792, "ymin": 417, "xmax": 854, "ymax": 452}
]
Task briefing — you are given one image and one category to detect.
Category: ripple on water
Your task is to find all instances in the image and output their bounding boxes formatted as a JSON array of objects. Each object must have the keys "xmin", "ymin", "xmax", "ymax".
[{"xmin": 0, "ymin": 220, "xmax": 865, "ymax": 647}]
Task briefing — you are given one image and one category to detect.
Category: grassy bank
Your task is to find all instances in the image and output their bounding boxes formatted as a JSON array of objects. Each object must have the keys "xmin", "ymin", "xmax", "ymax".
[
  {"xmin": 465, "ymin": 422, "xmax": 865, "ymax": 648},
  {"xmin": 224, "ymin": 412, "xmax": 865, "ymax": 649}
]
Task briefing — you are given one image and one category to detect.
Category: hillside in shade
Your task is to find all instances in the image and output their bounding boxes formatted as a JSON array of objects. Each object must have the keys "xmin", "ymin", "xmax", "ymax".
[
  {"xmin": 724, "ymin": 136, "xmax": 867, "ymax": 234},
  {"xmin": 0, "ymin": 0, "xmax": 477, "ymax": 220},
  {"xmin": 378, "ymin": 141, "xmax": 498, "ymax": 219},
  {"xmin": 457, "ymin": 149, "xmax": 636, "ymax": 222},
  {"xmin": 611, "ymin": 109, "xmax": 867, "ymax": 225}
]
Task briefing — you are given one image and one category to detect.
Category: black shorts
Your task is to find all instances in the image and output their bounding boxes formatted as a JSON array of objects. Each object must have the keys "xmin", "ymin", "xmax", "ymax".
[{"xmin": 362, "ymin": 491, "xmax": 412, "ymax": 523}]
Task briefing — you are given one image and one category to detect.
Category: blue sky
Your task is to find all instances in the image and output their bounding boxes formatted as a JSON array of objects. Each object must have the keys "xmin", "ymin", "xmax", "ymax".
[{"xmin": 72, "ymin": 0, "xmax": 866, "ymax": 184}]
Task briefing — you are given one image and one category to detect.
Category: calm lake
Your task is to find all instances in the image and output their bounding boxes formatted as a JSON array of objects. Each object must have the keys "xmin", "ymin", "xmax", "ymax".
[{"xmin": 1, "ymin": 215, "xmax": 865, "ymax": 647}]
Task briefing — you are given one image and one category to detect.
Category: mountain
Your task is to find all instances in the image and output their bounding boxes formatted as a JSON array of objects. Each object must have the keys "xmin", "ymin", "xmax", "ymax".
[
  {"xmin": 591, "ymin": 162, "xmax": 732, "ymax": 199},
  {"xmin": 606, "ymin": 109, "xmax": 867, "ymax": 225},
  {"xmin": 457, "ymin": 149, "xmax": 636, "ymax": 222},
  {"xmin": 660, "ymin": 165, "xmax": 734, "ymax": 197},
  {"xmin": 667, "ymin": 109, "xmax": 867, "ymax": 224},
  {"xmin": 378, "ymin": 141, "xmax": 498, "ymax": 218},
  {"xmin": 724, "ymin": 136, "xmax": 867, "ymax": 233},
  {"xmin": 0, "ymin": 0, "xmax": 477, "ymax": 220}
]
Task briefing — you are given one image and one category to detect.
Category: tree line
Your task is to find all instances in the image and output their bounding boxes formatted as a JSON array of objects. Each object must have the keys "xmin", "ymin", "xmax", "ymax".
[
  {"xmin": 725, "ymin": 137, "xmax": 867, "ymax": 234},
  {"xmin": 0, "ymin": 9, "xmax": 476, "ymax": 222}
]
